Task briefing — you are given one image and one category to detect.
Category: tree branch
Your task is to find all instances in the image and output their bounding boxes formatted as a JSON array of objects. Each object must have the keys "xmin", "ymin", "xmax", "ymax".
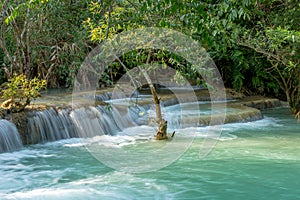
[{"xmin": 114, "ymin": 55, "xmax": 140, "ymax": 89}]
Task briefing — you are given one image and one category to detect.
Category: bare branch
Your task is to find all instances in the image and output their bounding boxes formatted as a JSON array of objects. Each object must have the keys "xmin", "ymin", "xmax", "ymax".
[{"xmin": 114, "ymin": 55, "xmax": 140, "ymax": 89}]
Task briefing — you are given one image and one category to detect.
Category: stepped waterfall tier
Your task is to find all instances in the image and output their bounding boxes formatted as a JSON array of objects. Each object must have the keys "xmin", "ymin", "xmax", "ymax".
[
  {"xmin": 27, "ymin": 108, "xmax": 78, "ymax": 143},
  {"xmin": 0, "ymin": 119, "xmax": 23, "ymax": 153},
  {"xmin": 0, "ymin": 93, "xmax": 283, "ymax": 153},
  {"xmin": 25, "ymin": 105, "xmax": 135, "ymax": 144},
  {"xmin": 70, "ymin": 105, "xmax": 134, "ymax": 138}
]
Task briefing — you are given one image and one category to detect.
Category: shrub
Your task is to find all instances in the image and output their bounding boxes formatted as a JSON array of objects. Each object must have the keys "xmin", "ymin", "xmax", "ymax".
[{"xmin": 1, "ymin": 74, "xmax": 46, "ymax": 112}]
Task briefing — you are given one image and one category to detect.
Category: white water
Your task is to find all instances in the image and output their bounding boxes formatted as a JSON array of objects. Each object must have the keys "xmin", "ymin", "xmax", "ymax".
[
  {"xmin": 0, "ymin": 108, "xmax": 300, "ymax": 199},
  {"xmin": 27, "ymin": 108, "xmax": 76, "ymax": 143},
  {"xmin": 25, "ymin": 105, "xmax": 135, "ymax": 144},
  {"xmin": 0, "ymin": 119, "xmax": 23, "ymax": 153},
  {"xmin": 1, "ymin": 109, "xmax": 300, "ymax": 199},
  {"xmin": 70, "ymin": 105, "xmax": 134, "ymax": 138}
]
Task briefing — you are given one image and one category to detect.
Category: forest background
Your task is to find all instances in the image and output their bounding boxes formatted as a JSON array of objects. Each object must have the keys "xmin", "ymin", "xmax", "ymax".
[{"xmin": 0, "ymin": 0, "xmax": 299, "ymax": 117}]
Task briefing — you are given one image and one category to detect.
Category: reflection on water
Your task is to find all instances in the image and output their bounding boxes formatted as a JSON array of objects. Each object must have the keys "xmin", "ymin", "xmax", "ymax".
[{"xmin": 1, "ymin": 108, "xmax": 300, "ymax": 199}]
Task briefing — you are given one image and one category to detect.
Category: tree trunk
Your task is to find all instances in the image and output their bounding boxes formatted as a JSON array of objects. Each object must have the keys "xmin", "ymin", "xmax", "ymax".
[
  {"xmin": 140, "ymin": 68, "xmax": 170, "ymax": 140},
  {"xmin": 116, "ymin": 52, "xmax": 175, "ymax": 140}
]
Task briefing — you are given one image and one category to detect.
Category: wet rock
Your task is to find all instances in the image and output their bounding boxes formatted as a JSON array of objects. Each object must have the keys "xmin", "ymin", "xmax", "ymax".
[
  {"xmin": 226, "ymin": 89, "xmax": 246, "ymax": 99},
  {"xmin": 241, "ymin": 98, "xmax": 282, "ymax": 110},
  {"xmin": 10, "ymin": 111, "xmax": 29, "ymax": 144}
]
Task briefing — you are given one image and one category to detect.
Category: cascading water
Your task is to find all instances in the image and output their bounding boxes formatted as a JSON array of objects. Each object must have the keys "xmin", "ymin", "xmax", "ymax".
[
  {"xmin": 70, "ymin": 105, "xmax": 135, "ymax": 138},
  {"xmin": 27, "ymin": 108, "xmax": 78, "ymax": 143},
  {"xmin": 1, "ymin": 96, "xmax": 263, "ymax": 151},
  {"xmin": 1, "ymin": 108, "xmax": 299, "ymax": 199},
  {"xmin": 26, "ymin": 105, "xmax": 135, "ymax": 144},
  {"xmin": 0, "ymin": 119, "xmax": 23, "ymax": 153}
]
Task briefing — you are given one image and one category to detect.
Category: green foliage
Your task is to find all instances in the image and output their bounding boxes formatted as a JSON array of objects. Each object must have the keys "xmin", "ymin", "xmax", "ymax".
[
  {"xmin": 4, "ymin": 0, "xmax": 49, "ymax": 25},
  {"xmin": 84, "ymin": 0, "xmax": 254, "ymax": 73},
  {"xmin": 83, "ymin": 0, "xmax": 300, "ymax": 118},
  {"xmin": 0, "ymin": 0, "xmax": 299, "ymax": 117},
  {"xmin": 0, "ymin": 0, "xmax": 90, "ymax": 88},
  {"xmin": 237, "ymin": 0, "xmax": 300, "ymax": 116},
  {"xmin": 40, "ymin": 0, "xmax": 90, "ymax": 87},
  {"xmin": 1, "ymin": 74, "xmax": 46, "ymax": 112}
]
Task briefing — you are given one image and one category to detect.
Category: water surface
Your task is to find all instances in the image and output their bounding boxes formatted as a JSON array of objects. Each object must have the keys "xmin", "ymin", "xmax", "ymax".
[{"xmin": 1, "ymin": 108, "xmax": 299, "ymax": 199}]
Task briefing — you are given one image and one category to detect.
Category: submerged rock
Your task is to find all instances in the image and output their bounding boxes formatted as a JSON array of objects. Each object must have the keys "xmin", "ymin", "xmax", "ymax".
[{"xmin": 241, "ymin": 98, "xmax": 282, "ymax": 110}]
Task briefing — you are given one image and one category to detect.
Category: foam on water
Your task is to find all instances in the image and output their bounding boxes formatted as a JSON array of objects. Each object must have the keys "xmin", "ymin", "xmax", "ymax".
[
  {"xmin": 220, "ymin": 116, "xmax": 283, "ymax": 130},
  {"xmin": 1, "ymin": 171, "xmax": 174, "ymax": 200},
  {"xmin": 65, "ymin": 116, "xmax": 285, "ymax": 149},
  {"xmin": 1, "ymin": 108, "xmax": 300, "ymax": 199}
]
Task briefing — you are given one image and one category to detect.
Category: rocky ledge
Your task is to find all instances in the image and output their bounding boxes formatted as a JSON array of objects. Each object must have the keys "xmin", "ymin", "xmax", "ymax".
[{"xmin": 0, "ymin": 89, "xmax": 285, "ymax": 146}]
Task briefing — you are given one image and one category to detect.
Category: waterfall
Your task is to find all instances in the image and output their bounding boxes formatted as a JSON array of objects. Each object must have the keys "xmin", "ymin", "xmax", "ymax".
[
  {"xmin": 27, "ymin": 108, "xmax": 78, "ymax": 143},
  {"xmin": 70, "ymin": 105, "xmax": 134, "ymax": 138},
  {"xmin": 0, "ymin": 119, "xmax": 23, "ymax": 153},
  {"xmin": 27, "ymin": 105, "xmax": 135, "ymax": 143},
  {"xmin": 70, "ymin": 107, "xmax": 107, "ymax": 138}
]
